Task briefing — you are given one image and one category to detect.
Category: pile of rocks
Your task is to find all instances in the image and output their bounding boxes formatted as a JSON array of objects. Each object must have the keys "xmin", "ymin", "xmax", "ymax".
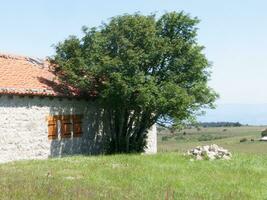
[{"xmin": 187, "ymin": 144, "xmax": 232, "ymax": 160}]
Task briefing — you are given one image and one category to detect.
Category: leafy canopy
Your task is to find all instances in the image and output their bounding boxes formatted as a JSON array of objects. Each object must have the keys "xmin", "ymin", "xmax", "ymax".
[{"xmin": 52, "ymin": 12, "xmax": 217, "ymax": 153}]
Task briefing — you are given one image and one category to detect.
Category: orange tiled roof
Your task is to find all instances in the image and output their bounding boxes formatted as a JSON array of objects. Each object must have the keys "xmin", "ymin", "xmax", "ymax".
[{"xmin": 0, "ymin": 54, "xmax": 79, "ymax": 97}]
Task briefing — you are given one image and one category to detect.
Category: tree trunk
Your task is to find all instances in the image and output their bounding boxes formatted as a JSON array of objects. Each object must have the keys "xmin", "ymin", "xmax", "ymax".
[{"xmin": 104, "ymin": 106, "xmax": 156, "ymax": 153}]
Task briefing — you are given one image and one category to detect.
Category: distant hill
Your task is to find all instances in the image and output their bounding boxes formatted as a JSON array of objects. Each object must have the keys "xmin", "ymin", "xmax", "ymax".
[
  {"xmin": 198, "ymin": 103, "xmax": 267, "ymax": 125},
  {"xmin": 198, "ymin": 122, "xmax": 242, "ymax": 128}
]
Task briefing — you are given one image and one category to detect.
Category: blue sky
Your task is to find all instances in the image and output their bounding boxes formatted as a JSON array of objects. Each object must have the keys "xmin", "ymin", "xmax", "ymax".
[{"xmin": 1, "ymin": 1, "xmax": 267, "ymax": 123}]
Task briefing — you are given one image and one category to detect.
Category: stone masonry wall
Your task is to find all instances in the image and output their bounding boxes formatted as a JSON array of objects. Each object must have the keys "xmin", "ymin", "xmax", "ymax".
[{"xmin": 0, "ymin": 95, "xmax": 157, "ymax": 163}]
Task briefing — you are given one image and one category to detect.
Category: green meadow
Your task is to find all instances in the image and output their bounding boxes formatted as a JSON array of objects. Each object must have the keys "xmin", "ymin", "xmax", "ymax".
[{"xmin": 1, "ymin": 126, "xmax": 267, "ymax": 200}]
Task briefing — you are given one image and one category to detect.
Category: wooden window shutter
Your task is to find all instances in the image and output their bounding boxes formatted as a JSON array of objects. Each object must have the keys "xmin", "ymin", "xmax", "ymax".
[
  {"xmin": 61, "ymin": 115, "xmax": 72, "ymax": 138},
  {"xmin": 73, "ymin": 115, "xmax": 83, "ymax": 137},
  {"xmin": 48, "ymin": 116, "xmax": 58, "ymax": 139}
]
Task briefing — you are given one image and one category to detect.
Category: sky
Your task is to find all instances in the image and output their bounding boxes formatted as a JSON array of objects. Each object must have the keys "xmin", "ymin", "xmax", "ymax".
[{"xmin": 1, "ymin": 0, "xmax": 267, "ymax": 124}]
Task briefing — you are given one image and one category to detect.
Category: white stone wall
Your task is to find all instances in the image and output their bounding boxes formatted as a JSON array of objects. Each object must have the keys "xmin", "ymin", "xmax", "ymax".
[
  {"xmin": 145, "ymin": 124, "xmax": 157, "ymax": 154},
  {"xmin": 0, "ymin": 95, "xmax": 157, "ymax": 163}
]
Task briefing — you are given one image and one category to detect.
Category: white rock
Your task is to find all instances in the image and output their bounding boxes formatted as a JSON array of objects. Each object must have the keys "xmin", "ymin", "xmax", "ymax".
[
  {"xmin": 195, "ymin": 149, "xmax": 202, "ymax": 154},
  {"xmin": 207, "ymin": 151, "xmax": 216, "ymax": 160},
  {"xmin": 196, "ymin": 154, "xmax": 203, "ymax": 160},
  {"xmin": 203, "ymin": 145, "xmax": 210, "ymax": 152},
  {"xmin": 222, "ymin": 155, "xmax": 231, "ymax": 160},
  {"xmin": 187, "ymin": 144, "xmax": 231, "ymax": 160}
]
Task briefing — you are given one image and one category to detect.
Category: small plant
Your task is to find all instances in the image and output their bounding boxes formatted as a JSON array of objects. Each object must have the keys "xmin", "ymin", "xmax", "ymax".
[
  {"xmin": 198, "ymin": 134, "xmax": 213, "ymax": 141},
  {"xmin": 162, "ymin": 136, "xmax": 173, "ymax": 141},
  {"xmin": 161, "ymin": 136, "xmax": 169, "ymax": 141},
  {"xmin": 174, "ymin": 135, "xmax": 186, "ymax": 141},
  {"xmin": 240, "ymin": 138, "xmax": 248, "ymax": 143},
  {"xmin": 157, "ymin": 127, "xmax": 165, "ymax": 133},
  {"xmin": 198, "ymin": 134, "xmax": 226, "ymax": 141},
  {"xmin": 223, "ymin": 129, "xmax": 227, "ymax": 132},
  {"xmin": 261, "ymin": 129, "xmax": 267, "ymax": 137}
]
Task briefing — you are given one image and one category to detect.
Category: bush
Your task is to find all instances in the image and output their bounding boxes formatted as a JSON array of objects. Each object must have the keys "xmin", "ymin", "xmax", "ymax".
[
  {"xmin": 198, "ymin": 134, "xmax": 213, "ymax": 141},
  {"xmin": 157, "ymin": 127, "xmax": 166, "ymax": 133},
  {"xmin": 161, "ymin": 136, "xmax": 173, "ymax": 141},
  {"xmin": 240, "ymin": 138, "xmax": 248, "ymax": 143},
  {"xmin": 261, "ymin": 129, "xmax": 267, "ymax": 137},
  {"xmin": 174, "ymin": 135, "xmax": 186, "ymax": 141},
  {"xmin": 198, "ymin": 134, "xmax": 226, "ymax": 141}
]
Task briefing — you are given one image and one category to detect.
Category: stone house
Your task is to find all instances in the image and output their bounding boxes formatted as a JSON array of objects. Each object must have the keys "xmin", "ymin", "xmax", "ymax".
[{"xmin": 0, "ymin": 54, "xmax": 157, "ymax": 163}]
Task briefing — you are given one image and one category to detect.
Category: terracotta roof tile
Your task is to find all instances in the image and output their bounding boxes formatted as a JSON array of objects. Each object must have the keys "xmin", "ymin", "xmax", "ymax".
[{"xmin": 0, "ymin": 54, "xmax": 79, "ymax": 97}]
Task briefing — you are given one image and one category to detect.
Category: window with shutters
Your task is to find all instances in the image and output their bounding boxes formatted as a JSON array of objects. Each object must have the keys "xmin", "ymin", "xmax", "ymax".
[
  {"xmin": 47, "ymin": 116, "xmax": 58, "ymax": 139},
  {"xmin": 73, "ymin": 115, "xmax": 83, "ymax": 137},
  {"xmin": 47, "ymin": 114, "xmax": 83, "ymax": 139},
  {"xmin": 61, "ymin": 115, "xmax": 72, "ymax": 138}
]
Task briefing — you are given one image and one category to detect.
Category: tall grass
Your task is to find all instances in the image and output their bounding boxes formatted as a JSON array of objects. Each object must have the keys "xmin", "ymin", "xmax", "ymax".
[{"xmin": 0, "ymin": 153, "xmax": 267, "ymax": 199}]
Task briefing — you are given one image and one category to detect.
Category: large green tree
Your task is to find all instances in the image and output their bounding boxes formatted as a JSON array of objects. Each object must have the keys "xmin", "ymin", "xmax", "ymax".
[{"xmin": 52, "ymin": 12, "xmax": 217, "ymax": 153}]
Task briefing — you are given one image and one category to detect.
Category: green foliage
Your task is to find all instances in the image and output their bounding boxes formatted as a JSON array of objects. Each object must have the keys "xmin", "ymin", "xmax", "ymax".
[
  {"xmin": 198, "ymin": 134, "xmax": 226, "ymax": 141},
  {"xmin": 174, "ymin": 135, "xmax": 186, "ymax": 141},
  {"xmin": 240, "ymin": 138, "xmax": 248, "ymax": 143},
  {"xmin": 157, "ymin": 126, "xmax": 166, "ymax": 132},
  {"xmin": 161, "ymin": 136, "xmax": 170, "ymax": 141},
  {"xmin": 261, "ymin": 129, "xmax": 267, "ymax": 137},
  {"xmin": 200, "ymin": 122, "xmax": 242, "ymax": 128},
  {"xmin": 197, "ymin": 134, "xmax": 213, "ymax": 141},
  {"xmin": 52, "ymin": 12, "xmax": 217, "ymax": 153}
]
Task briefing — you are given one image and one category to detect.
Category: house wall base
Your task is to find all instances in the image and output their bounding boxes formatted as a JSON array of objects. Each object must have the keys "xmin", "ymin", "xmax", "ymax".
[{"xmin": 0, "ymin": 95, "xmax": 157, "ymax": 163}]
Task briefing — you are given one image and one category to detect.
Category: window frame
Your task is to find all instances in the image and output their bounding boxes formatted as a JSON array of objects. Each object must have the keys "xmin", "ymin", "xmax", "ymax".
[{"xmin": 47, "ymin": 114, "xmax": 83, "ymax": 140}]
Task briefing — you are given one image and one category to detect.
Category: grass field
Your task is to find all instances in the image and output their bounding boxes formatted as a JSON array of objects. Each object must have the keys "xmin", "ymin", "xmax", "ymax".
[
  {"xmin": 1, "ymin": 126, "xmax": 267, "ymax": 199},
  {"xmin": 1, "ymin": 153, "xmax": 267, "ymax": 200},
  {"xmin": 158, "ymin": 126, "xmax": 267, "ymax": 154}
]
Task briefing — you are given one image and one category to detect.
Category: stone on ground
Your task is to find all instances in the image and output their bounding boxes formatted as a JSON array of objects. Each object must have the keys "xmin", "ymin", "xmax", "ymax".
[{"xmin": 187, "ymin": 144, "xmax": 232, "ymax": 160}]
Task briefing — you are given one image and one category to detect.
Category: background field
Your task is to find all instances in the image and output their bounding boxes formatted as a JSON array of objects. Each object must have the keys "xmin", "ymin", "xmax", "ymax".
[{"xmin": 158, "ymin": 126, "xmax": 267, "ymax": 154}]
